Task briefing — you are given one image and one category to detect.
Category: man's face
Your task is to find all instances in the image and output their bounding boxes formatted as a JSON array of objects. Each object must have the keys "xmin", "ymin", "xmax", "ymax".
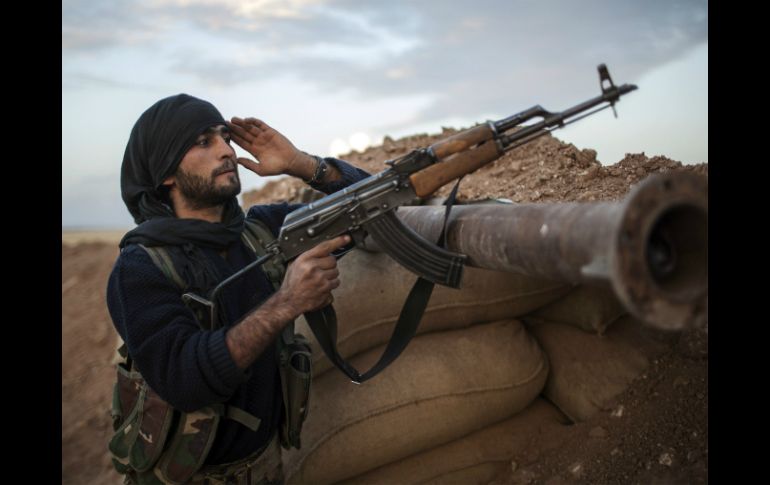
[{"xmin": 172, "ymin": 125, "xmax": 241, "ymax": 210}]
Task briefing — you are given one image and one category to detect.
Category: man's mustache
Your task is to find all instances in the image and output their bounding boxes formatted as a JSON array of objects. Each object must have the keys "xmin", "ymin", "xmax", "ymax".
[{"xmin": 213, "ymin": 159, "xmax": 238, "ymax": 176}]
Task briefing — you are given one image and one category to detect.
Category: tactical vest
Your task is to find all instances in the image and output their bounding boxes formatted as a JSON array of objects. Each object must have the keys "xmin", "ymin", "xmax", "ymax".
[{"xmin": 108, "ymin": 218, "xmax": 312, "ymax": 485}]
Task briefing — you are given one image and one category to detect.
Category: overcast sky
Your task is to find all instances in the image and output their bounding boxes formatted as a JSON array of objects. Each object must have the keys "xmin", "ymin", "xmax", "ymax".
[{"xmin": 62, "ymin": 0, "xmax": 708, "ymax": 229}]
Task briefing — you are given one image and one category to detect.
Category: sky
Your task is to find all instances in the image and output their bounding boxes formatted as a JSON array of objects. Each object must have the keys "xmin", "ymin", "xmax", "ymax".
[{"xmin": 62, "ymin": 0, "xmax": 708, "ymax": 229}]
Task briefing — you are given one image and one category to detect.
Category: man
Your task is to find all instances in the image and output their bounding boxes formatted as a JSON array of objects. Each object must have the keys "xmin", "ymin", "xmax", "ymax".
[{"xmin": 106, "ymin": 93, "xmax": 369, "ymax": 484}]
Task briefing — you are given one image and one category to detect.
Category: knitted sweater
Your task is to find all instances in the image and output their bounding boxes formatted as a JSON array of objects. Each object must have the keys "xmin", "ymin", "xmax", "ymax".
[{"xmin": 106, "ymin": 158, "xmax": 369, "ymax": 465}]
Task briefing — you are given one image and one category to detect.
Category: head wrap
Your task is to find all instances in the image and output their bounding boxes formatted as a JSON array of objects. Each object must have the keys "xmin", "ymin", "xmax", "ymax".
[{"xmin": 120, "ymin": 93, "xmax": 229, "ymax": 223}]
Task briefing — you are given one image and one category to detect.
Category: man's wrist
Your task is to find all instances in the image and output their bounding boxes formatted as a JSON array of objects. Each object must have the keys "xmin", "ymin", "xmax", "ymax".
[
  {"xmin": 267, "ymin": 288, "xmax": 303, "ymax": 323},
  {"xmin": 224, "ymin": 289, "xmax": 300, "ymax": 369},
  {"xmin": 305, "ymin": 156, "xmax": 328, "ymax": 185},
  {"xmin": 286, "ymin": 151, "xmax": 317, "ymax": 180},
  {"xmin": 288, "ymin": 151, "xmax": 329, "ymax": 185}
]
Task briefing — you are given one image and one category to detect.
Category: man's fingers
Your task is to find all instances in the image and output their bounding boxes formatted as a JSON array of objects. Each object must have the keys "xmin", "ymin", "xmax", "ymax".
[
  {"xmin": 320, "ymin": 267, "xmax": 340, "ymax": 280},
  {"xmin": 312, "ymin": 255, "xmax": 336, "ymax": 271},
  {"xmin": 305, "ymin": 235, "xmax": 351, "ymax": 257},
  {"xmin": 244, "ymin": 117, "xmax": 268, "ymax": 130},
  {"xmin": 227, "ymin": 121, "xmax": 255, "ymax": 143},
  {"xmin": 230, "ymin": 117, "xmax": 268, "ymax": 132},
  {"xmin": 313, "ymin": 293, "xmax": 335, "ymax": 312},
  {"xmin": 236, "ymin": 157, "xmax": 265, "ymax": 175},
  {"xmin": 322, "ymin": 279, "xmax": 340, "ymax": 294},
  {"xmin": 229, "ymin": 116, "xmax": 257, "ymax": 128},
  {"xmin": 229, "ymin": 133, "xmax": 249, "ymax": 151},
  {"xmin": 228, "ymin": 121, "xmax": 266, "ymax": 144}
]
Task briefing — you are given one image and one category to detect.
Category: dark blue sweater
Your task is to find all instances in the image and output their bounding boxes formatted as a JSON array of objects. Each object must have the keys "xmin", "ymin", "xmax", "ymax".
[{"xmin": 106, "ymin": 158, "xmax": 369, "ymax": 465}]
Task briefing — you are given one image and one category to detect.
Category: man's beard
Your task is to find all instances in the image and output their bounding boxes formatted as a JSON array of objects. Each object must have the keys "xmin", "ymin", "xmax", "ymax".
[{"xmin": 175, "ymin": 165, "xmax": 241, "ymax": 210}]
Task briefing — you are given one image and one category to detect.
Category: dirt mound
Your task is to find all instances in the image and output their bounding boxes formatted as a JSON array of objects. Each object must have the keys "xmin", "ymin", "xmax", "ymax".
[
  {"xmin": 63, "ymin": 128, "xmax": 707, "ymax": 485},
  {"xmin": 62, "ymin": 243, "xmax": 123, "ymax": 485},
  {"xmin": 492, "ymin": 329, "xmax": 707, "ymax": 484},
  {"xmin": 243, "ymin": 129, "xmax": 706, "ymax": 207}
]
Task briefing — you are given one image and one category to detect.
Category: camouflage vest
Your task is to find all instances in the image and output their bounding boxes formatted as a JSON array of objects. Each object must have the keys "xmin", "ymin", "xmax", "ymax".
[{"xmin": 109, "ymin": 218, "xmax": 312, "ymax": 485}]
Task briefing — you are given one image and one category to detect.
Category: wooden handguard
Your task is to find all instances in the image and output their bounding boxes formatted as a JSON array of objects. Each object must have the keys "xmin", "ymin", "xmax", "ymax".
[
  {"xmin": 430, "ymin": 124, "xmax": 495, "ymax": 158},
  {"xmin": 410, "ymin": 140, "xmax": 503, "ymax": 197}
]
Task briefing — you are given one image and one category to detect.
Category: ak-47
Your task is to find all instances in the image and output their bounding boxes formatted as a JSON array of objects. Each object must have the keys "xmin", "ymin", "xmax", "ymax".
[
  {"xmin": 273, "ymin": 64, "xmax": 636, "ymax": 288},
  {"xmin": 197, "ymin": 64, "xmax": 637, "ymax": 383}
]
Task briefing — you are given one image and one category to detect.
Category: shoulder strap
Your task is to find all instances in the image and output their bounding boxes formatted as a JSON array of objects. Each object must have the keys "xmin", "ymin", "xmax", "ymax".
[
  {"xmin": 136, "ymin": 221, "xmax": 282, "ymax": 293},
  {"xmin": 210, "ymin": 403, "xmax": 262, "ymax": 432},
  {"xmin": 138, "ymin": 244, "xmax": 187, "ymax": 291}
]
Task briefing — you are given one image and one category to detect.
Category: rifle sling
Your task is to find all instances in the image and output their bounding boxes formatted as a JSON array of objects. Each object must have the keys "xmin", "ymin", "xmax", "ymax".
[{"xmin": 304, "ymin": 177, "xmax": 464, "ymax": 383}]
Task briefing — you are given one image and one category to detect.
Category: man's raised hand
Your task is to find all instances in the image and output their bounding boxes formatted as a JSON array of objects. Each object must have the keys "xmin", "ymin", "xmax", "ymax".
[{"xmin": 227, "ymin": 117, "xmax": 304, "ymax": 177}]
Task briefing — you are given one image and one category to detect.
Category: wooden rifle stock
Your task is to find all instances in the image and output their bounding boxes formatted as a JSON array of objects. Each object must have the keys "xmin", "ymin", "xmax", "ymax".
[
  {"xmin": 410, "ymin": 140, "xmax": 503, "ymax": 197},
  {"xmin": 406, "ymin": 64, "xmax": 637, "ymax": 199}
]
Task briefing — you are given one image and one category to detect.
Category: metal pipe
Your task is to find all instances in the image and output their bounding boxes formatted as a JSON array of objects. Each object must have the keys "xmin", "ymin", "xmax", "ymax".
[{"xmin": 389, "ymin": 172, "xmax": 707, "ymax": 331}]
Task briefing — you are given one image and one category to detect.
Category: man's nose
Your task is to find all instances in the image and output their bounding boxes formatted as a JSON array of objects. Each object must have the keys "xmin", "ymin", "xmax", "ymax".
[{"xmin": 215, "ymin": 135, "xmax": 235, "ymax": 158}]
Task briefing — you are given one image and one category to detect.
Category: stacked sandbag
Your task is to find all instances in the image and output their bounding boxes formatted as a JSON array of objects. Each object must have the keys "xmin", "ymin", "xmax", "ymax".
[
  {"xmin": 296, "ymin": 248, "xmax": 571, "ymax": 376},
  {"xmin": 284, "ymin": 319, "xmax": 549, "ymax": 484},
  {"xmin": 525, "ymin": 284, "xmax": 627, "ymax": 335},
  {"xmin": 525, "ymin": 314, "xmax": 677, "ymax": 422},
  {"xmin": 339, "ymin": 398, "xmax": 569, "ymax": 485}
]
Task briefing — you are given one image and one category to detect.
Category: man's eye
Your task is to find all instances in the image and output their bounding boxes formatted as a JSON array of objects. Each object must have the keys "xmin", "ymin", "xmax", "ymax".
[
  {"xmin": 223, "ymin": 135, "xmax": 232, "ymax": 144},
  {"xmin": 197, "ymin": 138, "xmax": 209, "ymax": 146}
]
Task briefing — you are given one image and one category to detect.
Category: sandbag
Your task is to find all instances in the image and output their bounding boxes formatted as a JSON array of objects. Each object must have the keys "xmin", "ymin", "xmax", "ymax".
[
  {"xmin": 284, "ymin": 319, "xmax": 549, "ymax": 484},
  {"xmin": 340, "ymin": 398, "xmax": 569, "ymax": 485},
  {"xmin": 525, "ymin": 315, "xmax": 676, "ymax": 422},
  {"xmin": 526, "ymin": 284, "xmax": 627, "ymax": 335},
  {"xmin": 297, "ymin": 248, "xmax": 570, "ymax": 376}
]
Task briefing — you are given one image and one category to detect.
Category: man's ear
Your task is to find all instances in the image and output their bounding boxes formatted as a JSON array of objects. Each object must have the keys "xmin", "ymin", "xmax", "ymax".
[{"xmin": 161, "ymin": 175, "xmax": 175, "ymax": 187}]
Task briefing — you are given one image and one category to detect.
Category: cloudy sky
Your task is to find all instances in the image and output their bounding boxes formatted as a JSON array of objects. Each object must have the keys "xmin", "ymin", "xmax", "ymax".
[{"xmin": 62, "ymin": 0, "xmax": 708, "ymax": 229}]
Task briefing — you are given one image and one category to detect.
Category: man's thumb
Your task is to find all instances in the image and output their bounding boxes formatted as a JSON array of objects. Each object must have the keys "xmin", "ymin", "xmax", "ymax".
[{"xmin": 237, "ymin": 157, "xmax": 265, "ymax": 175}]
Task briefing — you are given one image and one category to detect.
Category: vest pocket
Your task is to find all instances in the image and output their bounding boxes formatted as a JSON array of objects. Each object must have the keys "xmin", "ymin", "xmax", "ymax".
[
  {"xmin": 108, "ymin": 379, "xmax": 146, "ymax": 474},
  {"xmin": 130, "ymin": 386, "xmax": 175, "ymax": 471},
  {"xmin": 155, "ymin": 406, "xmax": 221, "ymax": 484},
  {"xmin": 109, "ymin": 365, "xmax": 176, "ymax": 475},
  {"xmin": 280, "ymin": 334, "xmax": 313, "ymax": 449}
]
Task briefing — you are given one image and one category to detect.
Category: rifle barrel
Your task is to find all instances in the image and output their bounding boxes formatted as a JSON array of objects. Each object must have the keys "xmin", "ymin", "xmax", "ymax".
[{"xmin": 498, "ymin": 83, "xmax": 638, "ymax": 149}]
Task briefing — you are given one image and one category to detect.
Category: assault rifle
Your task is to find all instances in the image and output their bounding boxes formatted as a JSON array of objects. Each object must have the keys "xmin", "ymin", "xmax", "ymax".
[{"xmin": 190, "ymin": 64, "xmax": 637, "ymax": 383}]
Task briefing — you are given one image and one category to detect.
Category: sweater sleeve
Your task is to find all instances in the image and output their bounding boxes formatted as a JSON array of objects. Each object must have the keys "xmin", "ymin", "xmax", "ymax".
[
  {"xmin": 106, "ymin": 245, "xmax": 247, "ymax": 412},
  {"xmin": 309, "ymin": 156, "xmax": 371, "ymax": 194}
]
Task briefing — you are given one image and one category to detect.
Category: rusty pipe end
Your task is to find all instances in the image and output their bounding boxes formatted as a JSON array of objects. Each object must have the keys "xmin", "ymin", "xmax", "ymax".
[{"xmin": 610, "ymin": 172, "xmax": 708, "ymax": 331}]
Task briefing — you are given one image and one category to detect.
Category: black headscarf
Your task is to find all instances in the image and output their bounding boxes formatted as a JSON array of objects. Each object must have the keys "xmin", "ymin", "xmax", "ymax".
[{"xmin": 118, "ymin": 94, "xmax": 246, "ymax": 299}]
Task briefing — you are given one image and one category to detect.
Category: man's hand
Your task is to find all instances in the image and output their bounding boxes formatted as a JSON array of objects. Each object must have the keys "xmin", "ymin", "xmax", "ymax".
[
  {"xmin": 277, "ymin": 234, "xmax": 350, "ymax": 316},
  {"xmin": 225, "ymin": 234, "xmax": 350, "ymax": 369},
  {"xmin": 227, "ymin": 117, "xmax": 313, "ymax": 177}
]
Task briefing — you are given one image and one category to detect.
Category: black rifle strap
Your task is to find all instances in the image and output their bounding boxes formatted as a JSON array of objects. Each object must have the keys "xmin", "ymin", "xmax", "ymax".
[
  {"xmin": 305, "ymin": 177, "xmax": 465, "ymax": 384},
  {"xmin": 303, "ymin": 305, "xmax": 361, "ymax": 380}
]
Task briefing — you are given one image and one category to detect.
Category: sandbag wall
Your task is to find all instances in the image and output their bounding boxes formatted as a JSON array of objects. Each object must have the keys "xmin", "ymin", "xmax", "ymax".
[
  {"xmin": 285, "ymin": 248, "xmax": 676, "ymax": 484},
  {"xmin": 295, "ymin": 249, "xmax": 572, "ymax": 377},
  {"xmin": 339, "ymin": 398, "xmax": 569, "ymax": 485}
]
